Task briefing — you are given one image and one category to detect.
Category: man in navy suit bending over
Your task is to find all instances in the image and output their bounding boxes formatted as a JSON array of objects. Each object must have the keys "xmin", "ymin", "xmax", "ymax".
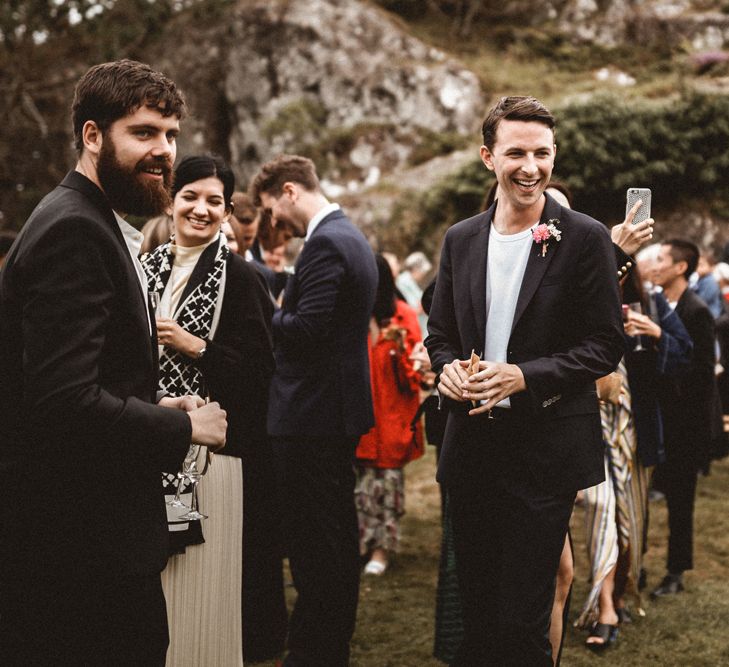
[
  {"xmin": 426, "ymin": 97, "xmax": 624, "ymax": 666},
  {"xmin": 251, "ymin": 155, "xmax": 378, "ymax": 667}
]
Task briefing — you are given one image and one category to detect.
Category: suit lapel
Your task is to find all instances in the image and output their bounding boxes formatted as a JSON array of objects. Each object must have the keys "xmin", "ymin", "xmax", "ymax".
[
  {"xmin": 510, "ymin": 193, "xmax": 563, "ymax": 335},
  {"xmin": 469, "ymin": 207, "xmax": 493, "ymax": 347},
  {"xmin": 60, "ymin": 171, "xmax": 154, "ymax": 365}
]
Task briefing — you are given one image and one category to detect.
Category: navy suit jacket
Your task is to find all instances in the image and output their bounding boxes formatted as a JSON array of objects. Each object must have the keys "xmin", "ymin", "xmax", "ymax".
[
  {"xmin": 0, "ymin": 171, "xmax": 191, "ymax": 579},
  {"xmin": 426, "ymin": 193, "xmax": 625, "ymax": 494},
  {"xmin": 267, "ymin": 209, "xmax": 378, "ymax": 438}
]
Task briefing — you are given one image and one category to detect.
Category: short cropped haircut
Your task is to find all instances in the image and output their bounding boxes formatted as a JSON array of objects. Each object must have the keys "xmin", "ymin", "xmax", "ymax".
[
  {"xmin": 664, "ymin": 239, "xmax": 700, "ymax": 279},
  {"xmin": 72, "ymin": 59, "xmax": 185, "ymax": 153},
  {"xmin": 172, "ymin": 155, "xmax": 235, "ymax": 208},
  {"xmin": 231, "ymin": 192, "xmax": 258, "ymax": 225},
  {"xmin": 249, "ymin": 154, "xmax": 320, "ymax": 206},
  {"xmin": 482, "ymin": 96, "xmax": 555, "ymax": 150}
]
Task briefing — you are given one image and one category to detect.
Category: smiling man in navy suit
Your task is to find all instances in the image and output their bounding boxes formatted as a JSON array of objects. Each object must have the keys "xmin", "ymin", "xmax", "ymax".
[
  {"xmin": 425, "ymin": 97, "xmax": 624, "ymax": 666},
  {"xmin": 252, "ymin": 155, "xmax": 378, "ymax": 667}
]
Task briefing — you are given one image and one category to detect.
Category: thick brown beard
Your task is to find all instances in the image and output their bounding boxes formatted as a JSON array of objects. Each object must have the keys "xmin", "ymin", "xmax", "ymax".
[{"xmin": 97, "ymin": 138, "xmax": 172, "ymax": 217}]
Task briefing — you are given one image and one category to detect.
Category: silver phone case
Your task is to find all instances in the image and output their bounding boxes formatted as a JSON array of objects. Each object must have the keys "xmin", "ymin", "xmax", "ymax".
[{"xmin": 626, "ymin": 188, "xmax": 651, "ymax": 224}]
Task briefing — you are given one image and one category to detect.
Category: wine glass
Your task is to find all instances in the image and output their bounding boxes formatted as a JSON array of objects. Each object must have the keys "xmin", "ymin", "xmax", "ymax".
[
  {"xmin": 628, "ymin": 302, "xmax": 645, "ymax": 351},
  {"xmin": 166, "ymin": 470, "xmax": 190, "ymax": 509},
  {"xmin": 149, "ymin": 290, "xmax": 161, "ymax": 315},
  {"xmin": 177, "ymin": 443, "xmax": 210, "ymax": 521}
]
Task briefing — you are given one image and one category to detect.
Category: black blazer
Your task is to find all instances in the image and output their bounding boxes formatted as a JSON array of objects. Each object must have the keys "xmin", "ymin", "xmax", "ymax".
[
  {"xmin": 0, "ymin": 171, "xmax": 191, "ymax": 579},
  {"xmin": 426, "ymin": 193, "xmax": 625, "ymax": 494},
  {"xmin": 659, "ymin": 288, "xmax": 717, "ymax": 467},
  {"xmin": 267, "ymin": 209, "xmax": 378, "ymax": 438}
]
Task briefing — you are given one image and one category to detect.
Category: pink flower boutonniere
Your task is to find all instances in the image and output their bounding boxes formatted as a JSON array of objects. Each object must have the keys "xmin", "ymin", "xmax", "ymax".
[{"xmin": 532, "ymin": 219, "xmax": 562, "ymax": 257}]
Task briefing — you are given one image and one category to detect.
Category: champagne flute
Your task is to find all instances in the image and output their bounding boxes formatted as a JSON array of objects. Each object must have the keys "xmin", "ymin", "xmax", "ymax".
[
  {"xmin": 149, "ymin": 290, "xmax": 161, "ymax": 315},
  {"xmin": 628, "ymin": 302, "xmax": 645, "ymax": 351},
  {"xmin": 178, "ymin": 443, "xmax": 209, "ymax": 521}
]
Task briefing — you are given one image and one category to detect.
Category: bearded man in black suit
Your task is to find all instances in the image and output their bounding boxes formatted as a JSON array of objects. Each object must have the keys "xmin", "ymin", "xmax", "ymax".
[
  {"xmin": 0, "ymin": 60, "xmax": 227, "ymax": 666},
  {"xmin": 425, "ymin": 96, "xmax": 624, "ymax": 666}
]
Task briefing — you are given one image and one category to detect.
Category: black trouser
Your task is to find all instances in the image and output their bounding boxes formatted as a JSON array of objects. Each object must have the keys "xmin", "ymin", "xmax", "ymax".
[
  {"xmin": 242, "ymin": 443, "xmax": 288, "ymax": 662},
  {"xmin": 0, "ymin": 571, "xmax": 169, "ymax": 666},
  {"xmin": 658, "ymin": 449, "xmax": 698, "ymax": 573},
  {"xmin": 447, "ymin": 419, "xmax": 575, "ymax": 667},
  {"xmin": 272, "ymin": 435, "xmax": 360, "ymax": 667}
]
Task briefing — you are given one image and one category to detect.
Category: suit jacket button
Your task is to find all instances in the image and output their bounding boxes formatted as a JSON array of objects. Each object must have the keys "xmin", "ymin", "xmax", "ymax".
[{"xmin": 542, "ymin": 400, "xmax": 549, "ymax": 408}]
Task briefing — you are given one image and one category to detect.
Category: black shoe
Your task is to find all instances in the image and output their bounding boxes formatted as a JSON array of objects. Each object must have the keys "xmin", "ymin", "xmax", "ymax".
[
  {"xmin": 616, "ymin": 607, "xmax": 633, "ymax": 624},
  {"xmin": 650, "ymin": 574, "xmax": 684, "ymax": 599},
  {"xmin": 585, "ymin": 622, "xmax": 619, "ymax": 651}
]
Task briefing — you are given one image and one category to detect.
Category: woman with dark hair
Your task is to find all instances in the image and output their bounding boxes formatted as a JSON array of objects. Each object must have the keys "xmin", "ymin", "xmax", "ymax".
[
  {"xmin": 355, "ymin": 254, "xmax": 425, "ymax": 575},
  {"xmin": 577, "ymin": 263, "xmax": 692, "ymax": 650},
  {"xmin": 141, "ymin": 155, "xmax": 285, "ymax": 665}
]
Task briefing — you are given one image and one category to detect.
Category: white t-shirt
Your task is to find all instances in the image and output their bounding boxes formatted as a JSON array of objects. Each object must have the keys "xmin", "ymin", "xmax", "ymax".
[{"xmin": 484, "ymin": 225, "xmax": 533, "ymax": 407}]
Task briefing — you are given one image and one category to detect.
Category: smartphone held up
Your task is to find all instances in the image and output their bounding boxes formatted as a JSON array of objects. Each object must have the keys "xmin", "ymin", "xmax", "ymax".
[{"xmin": 626, "ymin": 188, "xmax": 651, "ymax": 225}]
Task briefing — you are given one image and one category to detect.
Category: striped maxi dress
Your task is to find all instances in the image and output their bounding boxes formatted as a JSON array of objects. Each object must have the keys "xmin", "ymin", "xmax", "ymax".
[{"xmin": 577, "ymin": 361, "xmax": 651, "ymax": 628}]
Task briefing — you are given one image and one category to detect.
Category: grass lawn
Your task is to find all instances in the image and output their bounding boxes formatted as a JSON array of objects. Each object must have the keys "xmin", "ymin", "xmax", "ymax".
[{"xmin": 253, "ymin": 447, "xmax": 729, "ymax": 666}]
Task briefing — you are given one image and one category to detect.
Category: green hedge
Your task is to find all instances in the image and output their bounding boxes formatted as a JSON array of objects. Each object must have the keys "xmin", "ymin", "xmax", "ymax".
[{"xmin": 556, "ymin": 92, "xmax": 729, "ymax": 220}]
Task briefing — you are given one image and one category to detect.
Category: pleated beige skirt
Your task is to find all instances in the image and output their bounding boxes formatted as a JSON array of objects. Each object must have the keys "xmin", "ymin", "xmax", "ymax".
[{"xmin": 161, "ymin": 454, "xmax": 243, "ymax": 667}]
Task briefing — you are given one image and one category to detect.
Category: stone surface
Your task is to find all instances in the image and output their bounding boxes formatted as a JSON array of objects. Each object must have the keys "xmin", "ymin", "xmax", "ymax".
[{"xmin": 167, "ymin": 0, "xmax": 483, "ymax": 188}]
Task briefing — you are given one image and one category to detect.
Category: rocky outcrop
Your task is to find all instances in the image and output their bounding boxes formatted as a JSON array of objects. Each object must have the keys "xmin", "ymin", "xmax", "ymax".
[
  {"xmin": 164, "ymin": 0, "xmax": 483, "ymax": 191},
  {"xmin": 555, "ymin": 0, "xmax": 729, "ymax": 49}
]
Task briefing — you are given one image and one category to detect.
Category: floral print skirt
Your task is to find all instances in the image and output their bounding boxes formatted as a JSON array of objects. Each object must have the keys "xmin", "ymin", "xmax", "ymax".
[{"xmin": 354, "ymin": 465, "xmax": 405, "ymax": 555}]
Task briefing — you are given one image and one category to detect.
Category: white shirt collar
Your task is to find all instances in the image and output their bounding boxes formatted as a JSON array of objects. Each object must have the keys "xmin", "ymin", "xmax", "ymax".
[
  {"xmin": 113, "ymin": 211, "xmax": 151, "ymax": 334},
  {"xmin": 113, "ymin": 210, "xmax": 145, "ymax": 258},
  {"xmin": 305, "ymin": 202, "xmax": 340, "ymax": 242}
]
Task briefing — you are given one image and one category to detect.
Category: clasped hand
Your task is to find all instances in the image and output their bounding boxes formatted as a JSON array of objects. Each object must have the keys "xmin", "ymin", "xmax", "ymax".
[
  {"xmin": 158, "ymin": 395, "xmax": 227, "ymax": 451},
  {"xmin": 438, "ymin": 358, "xmax": 526, "ymax": 416},
  {"xmin": 156, "ymin": 318, "xmax": 205, "ymax": 358}
]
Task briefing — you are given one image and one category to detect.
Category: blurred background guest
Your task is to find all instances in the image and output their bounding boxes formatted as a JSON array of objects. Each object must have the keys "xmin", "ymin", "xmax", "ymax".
[
  {"xmin": 355, "ymin": 254, "xmax": 425, "ymax": 576},
  {"xmin": 714, "ymin": 262, "xmax": 729, "ymax": 304},
  {"xmin": 141, "ymin": 155, "xmax": 284, "ymax": 666},
  {"xmin": 396, "ymin": 251, "xmax": 432, "ymax": 337},
  {"xmin": 140, "ymin": 214, "xmax": 172, "ymax": 255},
  {"xmin": 649, "ymin": 240, "xmax": 717, "ymax": 599},
  {"xmin": 221, "ymin": 219, "xmax": 239, "ymax": 254},
  {"xmin": 577, "ymin": 264, "xmax": 691, "ymax": 650},
  {"xmin": 691, "ymin": 252, "xmax": 724, "ymax": 319},
  {"xmin": 228, "ymin": 191, "xmax": 260, "ymax": 260}
]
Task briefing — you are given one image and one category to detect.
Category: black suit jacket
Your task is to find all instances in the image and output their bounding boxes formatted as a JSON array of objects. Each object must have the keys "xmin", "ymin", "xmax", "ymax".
[
  {"xmin": 426, "ymin": 193, "xmax": 625, "ymax": 494},
  {"xmin": 659, "ymin": 288, "xmax": 717, "ymax": 468},
  {"xmin": 267, "ymin": 209, "xmax": 378, "ymax": 438},
  {"xmin": 0, "ymin": 171, "xmax": 191, "ymax": 579}
]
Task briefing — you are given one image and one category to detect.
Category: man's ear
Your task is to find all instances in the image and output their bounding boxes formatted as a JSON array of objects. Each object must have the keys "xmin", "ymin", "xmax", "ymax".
[
  {"xmin": 480, "ymin": 145, "xmax": 495, "ymax": 172},
  {"xmin": 282, "ymin": 181, "xmax": 298, "ymax": 201},
  {"xmin": 82, "ymin": 120, "xmax": 103, "ymax": 157}
]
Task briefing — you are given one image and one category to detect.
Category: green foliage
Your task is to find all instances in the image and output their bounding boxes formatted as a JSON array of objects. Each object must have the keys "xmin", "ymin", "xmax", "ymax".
[
  {"xmin": 389, "ymin": 158, "xmax": 492, "ymax": 256},
  {"xmin": 554, "ymin": 92, "xmax": 729, "ymax": 220},
  {"xmin": 0, "ymin": 0, "xmax": 234, "ymax": 229}
]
